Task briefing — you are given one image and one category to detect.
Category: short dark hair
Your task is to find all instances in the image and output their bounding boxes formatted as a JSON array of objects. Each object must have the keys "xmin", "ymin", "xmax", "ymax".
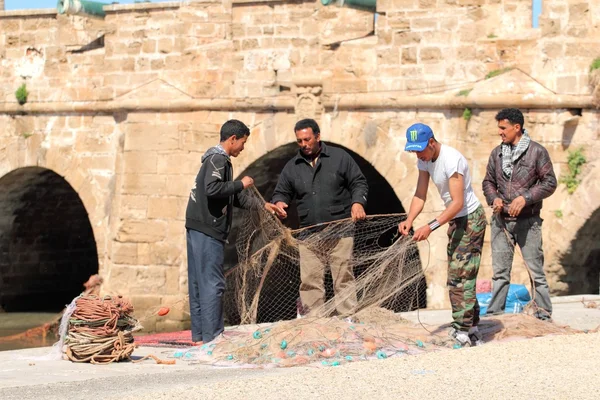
[
  {"xmin": 294, "ymin": 118, "xmax": 320, "ymax": 135},
  {"xmin": 220, "ymin": 119, "xmax": 250, "ymax": 142},
  {"xmin": 495, "ymin": 108, "xmax": 524, "ymax": 130}
]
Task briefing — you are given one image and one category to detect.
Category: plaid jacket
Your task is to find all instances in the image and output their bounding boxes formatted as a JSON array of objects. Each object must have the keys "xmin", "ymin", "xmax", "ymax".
[{"xmin": 482, "ymin": 141, "xmax": 557, "ymax": 216}]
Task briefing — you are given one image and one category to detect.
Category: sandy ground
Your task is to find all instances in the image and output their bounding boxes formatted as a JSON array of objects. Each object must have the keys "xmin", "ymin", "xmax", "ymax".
[
  {"xmin": 111, "ymin": 331, "xmax": 600, "ymax": 400},
  {"xmin": 1, "ymin": 298, "xmax": 599, "ymax": 400}
]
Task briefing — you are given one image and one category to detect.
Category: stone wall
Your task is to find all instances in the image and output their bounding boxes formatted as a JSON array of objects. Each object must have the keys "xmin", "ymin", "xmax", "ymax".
[{"xmin": 0, "ymin": 0, "xmax": 599, "ymax": 330}]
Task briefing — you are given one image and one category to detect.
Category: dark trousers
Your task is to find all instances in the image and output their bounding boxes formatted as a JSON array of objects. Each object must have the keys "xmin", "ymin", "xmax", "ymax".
[
  {"xmin": 487, "ymin": 214, "xmax": 552, "ymax": 315},
  {"xmin": 186, "ymin": 229, "xmax": 225, "ymax": 343}
]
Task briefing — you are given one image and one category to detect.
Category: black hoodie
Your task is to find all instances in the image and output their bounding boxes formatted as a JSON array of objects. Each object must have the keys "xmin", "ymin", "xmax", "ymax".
[{"xmin": 185, "ymin": 145, "xmax": 256, "ymax": 242}]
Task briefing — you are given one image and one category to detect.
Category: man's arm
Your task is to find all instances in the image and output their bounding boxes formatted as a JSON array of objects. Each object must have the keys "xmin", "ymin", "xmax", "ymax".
[
  {"xmin": 234, "ymin": 190, "xmax": 286, "ymax": 216},
  {"xmin": 343, "ymin": 152, "xmax": 368, "ymax": 220},
  {"xmin": 483, "ymin": 150, "xmax": 504, "ymax": 214},
  {"xmin": 271, "ymin": 166, "xmax": 295, "ymax": 219},
  {"xmin": 436, "ymin": 172, "xmax": 465, "ymax": 225},
  {"xmin": 271, "ymin": 166, "xmax": 294, "ymax": 205},
  {"xmin": 344, "ymin": 153, "xmax": 368, "ymax": 207},
  {"xmin": 523, "ymin": 146, "xmax": 557, "ymax": 204},
  {"xmin": 399, "ymin": 169, "xmax": 429, "ymax": 235},
  {"xmin": 412, "ymin": 172, "xmax": 465, "ymax": 242},
  {"xmin": 482, "ymin": 151, "xmax": 500, "ymax": 206},
  {"xmin": 204, "ymin": 155, "xmax": 244, "ymax": 198},
  {"xmin": 234, "ymin": 189, "xmax": 262, "ymax": 210}
]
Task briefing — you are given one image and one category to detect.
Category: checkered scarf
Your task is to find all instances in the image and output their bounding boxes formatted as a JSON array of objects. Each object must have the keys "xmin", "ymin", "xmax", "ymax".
[{"xmin": 501, "ymin": 129, "xmax": 530, "ymax": 178}]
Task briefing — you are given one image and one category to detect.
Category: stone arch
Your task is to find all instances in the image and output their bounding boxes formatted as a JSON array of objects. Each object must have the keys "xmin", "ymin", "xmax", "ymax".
[
  {"xmin": 0, "ymin": 167, "xmax": 98, "ymax": 312},
  {"xmin": 558, "ymin": 207, "xmax": 600, "ymax": 294},
  {"xmin": 548, "ymin": 160, "xmax": 600, "ymax": 295},
  {"xmin": 224, "ymin": 141, "xmax": 426, "ymax": 324}
]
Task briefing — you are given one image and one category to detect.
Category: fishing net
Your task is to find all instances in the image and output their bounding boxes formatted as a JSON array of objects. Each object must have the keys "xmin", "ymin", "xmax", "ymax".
[
  {"xmin": 176, "ymin": 187, "xmax": 438, "ymax": 367},
  {"xmin": 160, "ymin": 312, "xmax": 588, "ymax": 368},
  {"xmin": 228, "ymin": 187, "xmax": 425, "ymax": 325},
  {"xmin": 155, "ymin": 187, "xmax": 593, "ymax": 368}
]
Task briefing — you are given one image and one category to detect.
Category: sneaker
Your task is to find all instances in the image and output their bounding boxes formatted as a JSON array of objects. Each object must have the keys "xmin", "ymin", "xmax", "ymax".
[
  {"xmin": 533, "ymin": 310, "xmax": 552, "ymax": 322},
  {"xmin": 468, "ymin": 326, "xmax": 484, "ymax": 346},
  {"xmin": 449, "ymin": 328, "xmax": 471, "ymax": 347}
]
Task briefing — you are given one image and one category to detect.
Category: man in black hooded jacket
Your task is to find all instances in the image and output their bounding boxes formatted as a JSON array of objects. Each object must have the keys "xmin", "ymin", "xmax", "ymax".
[{"xmin": 185, "ymin": 119, "xmax": 283, "ymax": 344}]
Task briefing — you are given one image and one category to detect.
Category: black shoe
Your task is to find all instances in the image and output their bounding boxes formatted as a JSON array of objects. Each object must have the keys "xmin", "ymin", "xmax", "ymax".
[
  {"xmin": 534, "ymin": 311, "xmax": 552, "ymax": 321},
  {"xmin": 484, "ymin": 310, "xmax": 504, "ymax": 317}
]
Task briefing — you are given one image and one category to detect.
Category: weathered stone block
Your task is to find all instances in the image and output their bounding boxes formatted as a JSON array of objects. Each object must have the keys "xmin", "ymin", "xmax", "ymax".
[
  {"xmin": 111, "ymin": 242, "xmax": 138, "ymax": 265},
  {"xmin": 120, "ymin": 195, "xmax": 148, "ymax": 219},
  {"xmin": 124, "ymin": 125, "xmax": 180, "ymax": 151},
  {"xmin": 149, "ymin": 242, "xmax": 182, "ymax": 266},
  {"xmin": 166, "ymin": 175, "xmax": 196, "ymax": 197},
  {"xmin": 122, "ymin": 174, "xmax": 167, "ymax": 196},
  {"xmin": 123, "ymin": 151, "xmax": 158, "ymax": 174},
  {"xmin": 147, "ymin": 196, "xmax": 185, "ymax": 220},
  {"xmin": 377, "ymin": 48, "xmax": 400, "ymax": 66},
  {"xmin": 158, "ymin": 38, "xmax": 175, "ymax": 54},
  {"xmin": 556, "ymin": 76, "xmax": 578, "ymax": 94},
  {"xmin": 411, "ymin": 18, "xmax": 438, "ymax": 31},
  {"xmin": 157, "ymin": 153, "xmax": 202, "ymax": 174},
  {"xmin": 142, "ymin": 39, "xmax": 157, "ymax": 53},
  {"xmin": 569, "ymin": 2, "xmax": 590, "ymax": 25},
  {"xmin": 540, "ymin": 17, "xmax": 561, "ymax": 37},
  {"xmin": 402, "ymin": 47, "xmax": 418, "ymax": 64},
  {"xmin": 242, "ymin": 38, "xmax": 259, "ymax": 50},
  {"xmin": 542, "ymin": 42, "xmax": 563, "ymax": 58},
  {"xmin": 394, "ymin": 31, "xmax": 422, "ymax": 46},
  {"xmin": 117, "ymin": 219, "xmax": 168, "ymax": 243},
  {"xmin": 420, "ymin": 47, "xmax": 443, "ymax": 63}
]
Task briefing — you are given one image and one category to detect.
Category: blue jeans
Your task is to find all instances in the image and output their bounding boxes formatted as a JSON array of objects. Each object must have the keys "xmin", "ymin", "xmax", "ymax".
[{"xmin": 186, "ymin": 229, "xmax": 225, "ymax": 343}]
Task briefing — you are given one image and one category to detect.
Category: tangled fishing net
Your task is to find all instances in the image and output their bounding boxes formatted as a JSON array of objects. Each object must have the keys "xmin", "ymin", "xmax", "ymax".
[
  {"xmin": 175, "ymin": 187, "xmax": 437, "ymax": 367},
  {"xmin": 159, "ymin": 187, "xmax": 592, "ymax": 368},
  {"xmin": 229, "ymin": 188, "xmax": 425, "ymax": 325}
]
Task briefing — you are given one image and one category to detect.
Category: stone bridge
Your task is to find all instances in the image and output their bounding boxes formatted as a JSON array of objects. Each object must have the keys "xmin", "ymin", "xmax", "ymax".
[{"xmin": 0, "ymin": 0, "xmax": 598, "ymax": 330}]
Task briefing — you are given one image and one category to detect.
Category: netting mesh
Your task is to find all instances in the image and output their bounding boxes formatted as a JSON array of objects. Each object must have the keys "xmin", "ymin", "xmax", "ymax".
[
  {"xmin": 227, "ymin": 187, "xmax": 424, "ymax": 325},
  {"xmin": 136, "ymin": 188, "xmax": 592, "ymax": 368}
]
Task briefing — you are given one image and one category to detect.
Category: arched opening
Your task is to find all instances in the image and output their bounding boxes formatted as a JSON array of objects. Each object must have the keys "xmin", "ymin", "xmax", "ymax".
[
  {"xmin": 224, "ymin": 142, "xmax": 426, "ymax": 324},
  {"xmin": 558, "ymin": 207, "xmax": 600, "ymax": 295},
  {"xmin": 0, "ymin": 167, "xmax": 98, "ymax": 312}
]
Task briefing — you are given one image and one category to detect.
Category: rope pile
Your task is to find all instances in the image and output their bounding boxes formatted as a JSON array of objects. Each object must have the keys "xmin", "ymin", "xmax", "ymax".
[{"xmin": 63, "ymin": 295, "xmax": 141, "ymax": 364}]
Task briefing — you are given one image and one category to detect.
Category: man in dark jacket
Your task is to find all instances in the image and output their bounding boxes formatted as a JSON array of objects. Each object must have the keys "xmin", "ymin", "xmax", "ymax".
[
  {"xmin": 271, "ymin": 119, "xmax": 368, "ymax": 317},
  {"xmin": 185, "ymin": 119, "xmax": 282, "ymax": 344},
  {"xmin": 482, "ymin": 108, "xmax": 557, "ymax": 320}
]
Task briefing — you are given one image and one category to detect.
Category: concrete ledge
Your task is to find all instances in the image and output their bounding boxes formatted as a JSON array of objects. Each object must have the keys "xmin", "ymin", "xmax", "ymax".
[
  {"xmin": 232, "ymin": 0, "xmax": 295, "ymax": 4},
  {"xmin": 0, "ymin": 9, "xmax": 57, "ymax": 18},
  {"xmin": 0, "ymin": 92, "xmax": 593, "ymax": 115},
  {"xmin": 103, "ymin": 1, "xmax": 183, "ymax": 13},
  {"xmin": 322, "ymin": 93, "xmax": 594, "ymax": 110},
  {"xmin": 0, "ymin": 97, "xmax": 297, "ymax": 115}
]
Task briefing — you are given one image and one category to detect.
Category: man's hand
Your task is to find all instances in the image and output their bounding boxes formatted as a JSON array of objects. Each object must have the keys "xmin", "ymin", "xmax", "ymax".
[
  {"xmin": 241, "ymin": 176, "xmax": 254, "ymax": 189},
  {"xmin": 351, "ymin": 203, "xmax": 366, "ymax": 221},
  {"xmin": 274, "ymin": 201, "xmax": 288, "ymax": 219},
  {"xmin": 398, "ymin": 220, "xmax": 412, "ymax": 236},
  {"xmin": 412, "ymin": 225, "xmax": 432, "ymax": 242},
  {"xmin": 508, "ymin": 196, "xmax": 526, "ymax": 217},
  {"xmin": 265, "ymin": 203, "xmax": 286, "ymax": 218},
  {"xmin": 492, "ymin": 198, "xmax": 504, "ymax": 214}
]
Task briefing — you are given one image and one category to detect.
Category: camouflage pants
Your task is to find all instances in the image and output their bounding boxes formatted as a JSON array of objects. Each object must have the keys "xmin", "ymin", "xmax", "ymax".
[{"xmin": 447, "ymin": 205, "xmax": 487, "ymax": 331}]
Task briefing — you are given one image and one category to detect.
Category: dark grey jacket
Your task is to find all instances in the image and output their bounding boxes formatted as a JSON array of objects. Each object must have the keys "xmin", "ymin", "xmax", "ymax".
[
  {"xmin": 271, "ymin": 143, "xmax": 368, "ymax": 228},
  {"xmin": 185, "ymin": 145, "xmax": 255, "ymax": 242},
  {"xmin": 482, "ymin": 141, "xmax": 557, "ymax": 217}
]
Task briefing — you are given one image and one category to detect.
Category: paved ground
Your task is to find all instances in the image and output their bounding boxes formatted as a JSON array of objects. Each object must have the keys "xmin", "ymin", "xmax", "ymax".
[{"xmin": 0, "ymin": 295, "xmax": 599, "ymax": 400}]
